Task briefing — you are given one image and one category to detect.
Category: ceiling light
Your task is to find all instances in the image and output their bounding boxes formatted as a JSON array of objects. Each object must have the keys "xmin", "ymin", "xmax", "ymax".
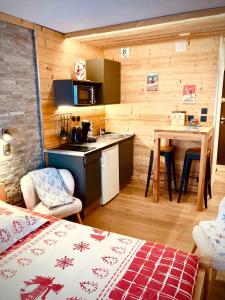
[{"xmin": 179, "ymin": 32, "xmax": 190, "ymax": 37}]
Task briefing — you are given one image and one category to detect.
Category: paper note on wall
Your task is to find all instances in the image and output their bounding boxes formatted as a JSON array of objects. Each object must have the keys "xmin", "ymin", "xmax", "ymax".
[{"xmin": 183, "ymin": 84, "xmax": 196, "ymax": 104}]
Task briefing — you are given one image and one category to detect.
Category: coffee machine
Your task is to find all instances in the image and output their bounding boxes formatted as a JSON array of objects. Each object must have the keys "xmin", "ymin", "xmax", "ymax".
[
  {"xmin": 81, "ymin": 120, "xmax": 91, "ymax": 143},
  {"xmin": 71, "ymin": 120, "xmax": 96, "ymax": 143}
]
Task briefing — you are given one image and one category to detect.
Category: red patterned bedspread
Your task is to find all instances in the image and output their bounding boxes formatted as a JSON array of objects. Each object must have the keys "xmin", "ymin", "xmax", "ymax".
[
  {"xmin": 0, "ymin": 215, "xmax": 199, "ymax": 300},
  {"xmin": 109, "ymin": 242, "xmax": 198, "ymax": 300}
]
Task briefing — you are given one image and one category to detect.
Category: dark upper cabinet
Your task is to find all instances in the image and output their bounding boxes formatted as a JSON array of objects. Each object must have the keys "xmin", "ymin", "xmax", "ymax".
[
  {"xmin": 53, "ymin": 59, "xmax": 121, "ymax": 107},
  {"xmin": 53, "ymin": 79, "xmax": 102, "ymax": 107},
  {"xmin": 86, "ymin": 59, "xmax": 121, "ymax": 104}
]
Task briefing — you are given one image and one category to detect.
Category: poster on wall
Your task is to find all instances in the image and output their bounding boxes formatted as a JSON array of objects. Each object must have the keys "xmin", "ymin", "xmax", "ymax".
[
  {"xmin": 121, "ymin": 48, "xmax": 129, "ymax": 58},
  {"xmin": 147, "ymin": 72, "xmax": 159, "ymax": 91},
  {"xmin": 183, "ymin": 84, "xmax": 196, "ymax": 103}
]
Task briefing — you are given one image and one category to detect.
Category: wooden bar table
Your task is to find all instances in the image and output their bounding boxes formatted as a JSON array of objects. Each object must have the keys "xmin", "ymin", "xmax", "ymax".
[{"xmin": 153, "ymin": 126, "xmax": 214, "ymax": 211}]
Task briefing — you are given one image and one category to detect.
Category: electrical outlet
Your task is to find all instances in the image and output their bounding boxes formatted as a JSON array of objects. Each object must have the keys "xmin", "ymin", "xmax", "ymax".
[
  {"xmin": 72, "ymin": 116, "xmax": 81, "ymax": 122},
  {"xmin": 187, "ymin": 115, "xmax": 194, "ymax": 121},
  {"xmin": 201, "ymin": 108, "xmax": 208, "ymax": 115},
  {"xmin": 200, "ymin": 115, "xmax": 207, "ymax": 122}
]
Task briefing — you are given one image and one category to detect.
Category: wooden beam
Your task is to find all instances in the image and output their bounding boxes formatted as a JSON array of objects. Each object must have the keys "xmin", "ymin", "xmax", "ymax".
[
  {"xmin": 0, "ymin": 11, "xmax": 63, "ymax": 37},
  {"xmin": 0, "ymin": 11, "xmax": 35, "ymax": 30},
  {"xmin": 65, "ymin": 6, "xmax": 225, "ymax": 38},
  {"xmin": 68, "ymin": 13, "xmax": 225, "ymax": 49}
]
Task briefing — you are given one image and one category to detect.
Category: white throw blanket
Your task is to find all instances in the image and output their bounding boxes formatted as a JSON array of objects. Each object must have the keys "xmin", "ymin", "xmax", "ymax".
[{"xmin": 29, "ymin": 168, "xmax": 74, "ymax": 209}]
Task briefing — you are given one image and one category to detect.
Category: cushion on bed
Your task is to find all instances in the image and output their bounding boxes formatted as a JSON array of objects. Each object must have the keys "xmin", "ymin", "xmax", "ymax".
[{"xmin": 0, "ymin": 200, "xmax": 48, "ymax": 254}]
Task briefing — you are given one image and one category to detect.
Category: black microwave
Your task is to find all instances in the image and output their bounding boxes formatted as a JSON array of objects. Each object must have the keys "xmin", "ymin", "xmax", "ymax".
[{"xmin": 73, "ymin": 85, "xmax": 95, "ymax": 105}]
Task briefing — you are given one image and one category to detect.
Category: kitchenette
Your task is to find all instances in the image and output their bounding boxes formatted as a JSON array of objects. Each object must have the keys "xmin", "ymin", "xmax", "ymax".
[
  {"xmin": 43, "ymin": 57, "xmax": 132, "ymax": 215},
  {"xmin": 45, "ymin": 133, "xmax": 134, "ymax": 215}
]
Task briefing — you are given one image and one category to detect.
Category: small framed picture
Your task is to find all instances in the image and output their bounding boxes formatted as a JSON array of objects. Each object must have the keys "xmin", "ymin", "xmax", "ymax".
[{"xmin": 147, "ymin": 72, "xmax": 159, "ymax": 91}]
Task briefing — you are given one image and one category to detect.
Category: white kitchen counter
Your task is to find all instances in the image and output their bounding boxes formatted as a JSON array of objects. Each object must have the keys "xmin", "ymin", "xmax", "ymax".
[{"xmin": 44, "ymin": 134, "xmax": 135, "ymax": 157}]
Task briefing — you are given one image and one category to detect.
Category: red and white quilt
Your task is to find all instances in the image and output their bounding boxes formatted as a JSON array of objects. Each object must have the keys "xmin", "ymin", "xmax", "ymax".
[{"xmin": 0, "ymin": 219, "xmax": 199, "ymax": 300}]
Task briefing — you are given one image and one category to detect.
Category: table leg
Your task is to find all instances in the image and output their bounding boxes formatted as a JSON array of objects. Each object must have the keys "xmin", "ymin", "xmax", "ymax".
[
  {"xmin": 197, "ymin": 135, "xmax": 208, "ymax": 211},
  {"xmin": 153, "ymin": 136, "xmax": 160, "ymax": 203}
]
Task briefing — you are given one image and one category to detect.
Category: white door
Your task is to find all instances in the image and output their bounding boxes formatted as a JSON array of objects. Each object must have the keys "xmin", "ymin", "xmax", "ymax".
[
  {"xmin": 101, "ymin": 145, "xmax": 119, "ymax": 205},
  {"xmin": 213, "ymin": 37, "xmax": 225, "ymax": 182}
]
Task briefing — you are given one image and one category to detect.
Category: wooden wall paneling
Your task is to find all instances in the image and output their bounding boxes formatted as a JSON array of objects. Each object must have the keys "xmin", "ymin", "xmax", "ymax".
[
  {"xmin": 104, "ymin": 37, "xmax": 220, "ymax": 190},
  {"xmin": 35, "ymin": 30, "xmax": 104, "ymax": 148}
]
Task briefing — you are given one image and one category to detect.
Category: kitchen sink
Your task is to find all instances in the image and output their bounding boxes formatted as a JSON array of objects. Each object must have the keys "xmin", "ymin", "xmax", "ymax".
[
  {"xmin": 103, "ymin": 133, "xmax": 124, "ymax": 139},
  {"xmin": 53, "ymin": 144, "xmax": 96, "ymax": 152}
]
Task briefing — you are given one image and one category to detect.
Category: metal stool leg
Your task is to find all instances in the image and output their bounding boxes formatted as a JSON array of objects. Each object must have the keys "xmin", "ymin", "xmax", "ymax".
[
  {"xmin": 165, "ymin": 153, "xmax": 172, "ymax": 201},
  {"xmin": 145, "ymin": 150, "xmax": 154, "ymax": 197},
  {"xmin": 184, "ymin": 159, "xmax": 192, "ymax": 193},
  {"xmin": 178, "ymin": 154, "xmax": 190, "ymax": 203},
  {"xmin": 171, "ymin": 151, "xmax": 177, "ymax": 192}
]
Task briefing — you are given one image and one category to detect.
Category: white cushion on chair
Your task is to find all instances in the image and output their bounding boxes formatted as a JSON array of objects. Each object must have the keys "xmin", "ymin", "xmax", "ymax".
[
  {"xmin": 58, "ymin": 169, "xmax": 75, "ymax": 195},
  {"xmin": 33, "ymin": 197, "xmax": 82, "ymax": 218},
  {"xmin": 20, "ymin": 174, "xmax": 39, "ymax": 209},
  {"xmin": 21, "ymin": 168, "xmax": 82, "ymax": 219}
]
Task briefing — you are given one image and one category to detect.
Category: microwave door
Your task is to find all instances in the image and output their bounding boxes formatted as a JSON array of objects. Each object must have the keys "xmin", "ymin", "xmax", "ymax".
[{"xmin": 73, "ymin": 86, "xmax": 91, "ymax": 105}]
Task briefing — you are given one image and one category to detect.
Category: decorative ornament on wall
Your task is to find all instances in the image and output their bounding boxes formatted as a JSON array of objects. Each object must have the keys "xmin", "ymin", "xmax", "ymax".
[
  {"xmin": 120, "ymin": 48, "xmax": 129, "ymax": 58},
  {"xmin": 147, "ymin": 72, "xmax": 159, "ymax": 91},
  {"xmin": 183, "ymin": 84, "xmax": 196, "ymax": 104},
  {"xmin": 74, "ymin": 59, "xmax": 86, "ymax": 80}
]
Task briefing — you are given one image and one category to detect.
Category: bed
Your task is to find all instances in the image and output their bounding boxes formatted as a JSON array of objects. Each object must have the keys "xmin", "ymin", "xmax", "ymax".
[{"xmin": 0, "ymin": 200, "xmax": 206, "ymax": 300}]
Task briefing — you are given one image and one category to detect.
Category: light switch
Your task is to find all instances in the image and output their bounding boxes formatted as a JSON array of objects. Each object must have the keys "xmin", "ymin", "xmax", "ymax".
[{"xmin": 201, "ymin": 108, "xmax": 208, "ymax": 115}]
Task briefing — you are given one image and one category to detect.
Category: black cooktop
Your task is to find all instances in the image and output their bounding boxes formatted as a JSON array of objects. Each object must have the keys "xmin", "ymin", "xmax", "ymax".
[{"xmin": 53, "ymin": 144, "xmax": 96, "ymax": 153}]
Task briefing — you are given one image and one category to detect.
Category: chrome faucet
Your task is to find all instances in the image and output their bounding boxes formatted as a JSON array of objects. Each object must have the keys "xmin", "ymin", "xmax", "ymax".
[{"xmin": 99, "ymin": 117, "xmax": 110, "ymax": 137}]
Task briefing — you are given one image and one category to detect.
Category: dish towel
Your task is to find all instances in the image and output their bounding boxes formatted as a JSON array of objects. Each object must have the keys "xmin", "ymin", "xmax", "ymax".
[{"xmin": 29, "ymin": 168, "xmax": 74, "ymax": 209}]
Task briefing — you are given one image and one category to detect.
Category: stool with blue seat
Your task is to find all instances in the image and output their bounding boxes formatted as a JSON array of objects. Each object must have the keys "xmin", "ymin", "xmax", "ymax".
[
  {"xmin": 177, "ymin": 148, "xmax": 212, "ymax": 208},
  {"xmin": 145, "ymin": 145, "xmax": 177, "ymax": 201}
]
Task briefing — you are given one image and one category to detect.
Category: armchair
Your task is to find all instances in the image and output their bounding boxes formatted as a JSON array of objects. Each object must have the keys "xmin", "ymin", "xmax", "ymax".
[
  {"xmin": 21, "ymin": 168, "xmax": 82, "ymax": 224},
  {"xmin": 192, "ymin": 197, "xmax": 225, "ymax": 299}
]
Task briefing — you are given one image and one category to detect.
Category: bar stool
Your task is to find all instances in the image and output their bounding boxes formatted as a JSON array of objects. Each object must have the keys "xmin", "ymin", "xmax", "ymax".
[
  {"xmin": 177, "ymin": 148, "xmax": 212, "ymax": 208},
  {"xmin": 145, "ymin": 146, "xmax": 177, "ymax": 201}
]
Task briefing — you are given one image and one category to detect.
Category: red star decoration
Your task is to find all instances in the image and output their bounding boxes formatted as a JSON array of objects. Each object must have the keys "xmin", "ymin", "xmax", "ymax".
[
  {"xmin": 73, "ymin": 241, "xmax": 90, "ymax": 252},
  {"xmin": 55, "ymin": 256, "xmax": 74, "ymax": 270}
]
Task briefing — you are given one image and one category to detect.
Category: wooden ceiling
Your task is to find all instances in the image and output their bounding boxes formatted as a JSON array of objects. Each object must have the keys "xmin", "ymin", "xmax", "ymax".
[{"xmin": 65, "ymin": 7, "xmax": 225, "ymax": 49}]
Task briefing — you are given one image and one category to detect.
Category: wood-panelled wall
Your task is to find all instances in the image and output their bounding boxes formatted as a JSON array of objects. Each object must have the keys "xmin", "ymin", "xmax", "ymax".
[
  {"xmin": 35, "ymin": 28, "xmax": 104, "ymax": 149},
  {"xmin": 0, "ymin": 12, "xmax": 105, "ymax": 149},
  {"xmin": 0, "ymin": 12, "xmax": 221, "ymax": 189},
  {"xmin": 104, "ymin": 37, "xmax": 220, "ymax": 185}
]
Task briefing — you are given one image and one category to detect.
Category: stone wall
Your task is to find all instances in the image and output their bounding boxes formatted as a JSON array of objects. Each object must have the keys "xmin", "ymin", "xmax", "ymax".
[{"xmin": 0, "ymin": 21, "xmax": 43, "ymax": 205}]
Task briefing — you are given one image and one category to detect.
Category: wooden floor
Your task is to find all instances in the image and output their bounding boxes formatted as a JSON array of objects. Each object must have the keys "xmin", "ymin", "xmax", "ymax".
[{"xmin": 84, "ymin": 165, "xmax": 225, "ymax": 299}]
